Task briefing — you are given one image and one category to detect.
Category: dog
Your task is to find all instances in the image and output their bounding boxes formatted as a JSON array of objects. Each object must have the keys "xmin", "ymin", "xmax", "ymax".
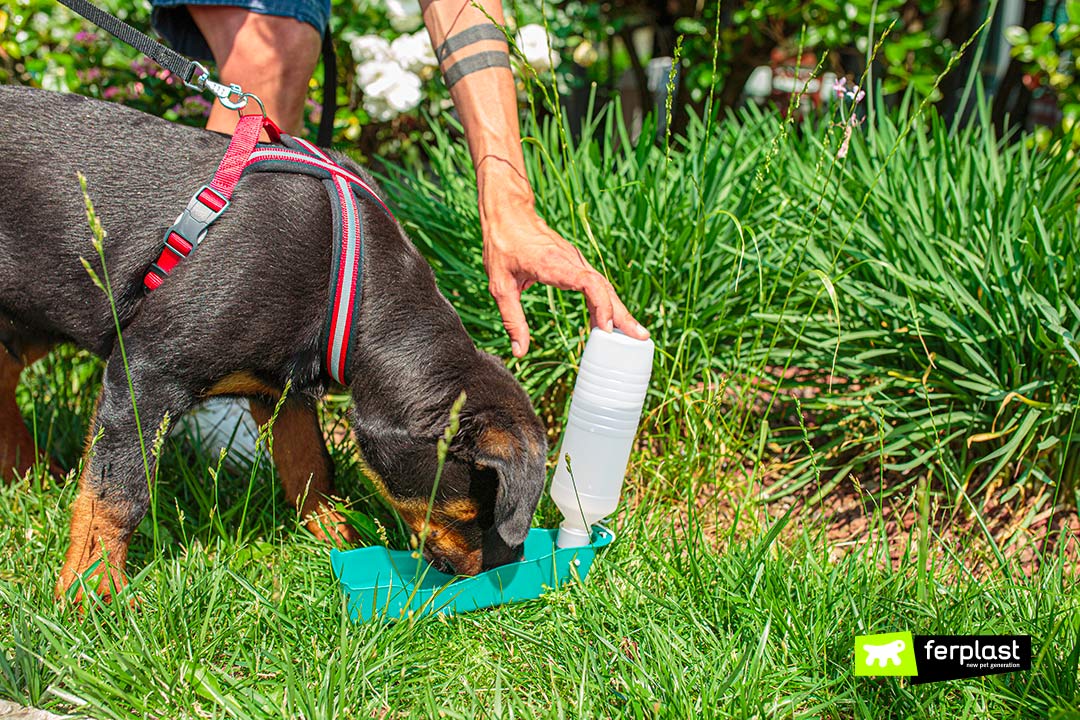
[{"xmin": 0, "ymin": 85, "xmax": 547, "ymax": 599}]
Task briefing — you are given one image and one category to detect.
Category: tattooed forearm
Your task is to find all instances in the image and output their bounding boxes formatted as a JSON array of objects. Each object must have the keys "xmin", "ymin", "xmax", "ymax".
[
  {"xmin": 442, "ymin": 51, "xmax": 510, "ymax": 87},
  {"xmin": 436, "ymin": 22, "xmax": 511, "ymax": 88},
  {"xmin": 435, "ymin": 23, "xmax": 507, "ymax": 63}
]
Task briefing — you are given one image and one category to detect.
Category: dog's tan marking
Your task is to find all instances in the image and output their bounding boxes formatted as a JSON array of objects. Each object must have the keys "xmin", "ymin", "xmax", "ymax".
[
  {"xmin": 397, "ymin": 507, "xmax": 482, "ymax": 577},
  {"xmin": 0, "ymin": 343, "xmax": 56, "ymax": 482},
  {"xmin": 477, "ymin": 426, "xmax": 518, "ymax": 461},
  {"xmin": 356, "ymin": 466, "xmax": 458, "ymax": 521},
  {"xmin": 355, "ymin": 454, "xmax": 414, "ymax": 512},
  {"xmin": 442, "ymin": 497, "xmax": 479, "ymax": 523},
  {"xmin": 204, "ymin": 371, "xmax": 280, "ymax": 400},
  {"xmin": 355, "ymin": 452, "xmax": 483, "ymax": 575},
  {"xmin": 249, "ymin": 399, "xmax": 359, "ymax": 545},
  {"xmin": 425, "ymin": 521, "xmax": 481, "ymax": 576},
  {"xmin": 56, "ymin": 482, "xmax": 136, "ymax": 602}
]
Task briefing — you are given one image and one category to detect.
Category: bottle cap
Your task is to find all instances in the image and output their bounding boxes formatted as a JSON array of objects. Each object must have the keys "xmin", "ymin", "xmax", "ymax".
[{"xmin": 583, "ymin": 328, "xmax": 655, "ymax": 377}]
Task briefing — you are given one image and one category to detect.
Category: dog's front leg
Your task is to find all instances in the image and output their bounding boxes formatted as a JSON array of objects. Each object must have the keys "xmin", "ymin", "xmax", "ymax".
[
  {"xmin": 56, "ymin": 358, "xmax": 189, "ymax": 603},
  {"xmin": 249, "ymin": 398, "xmax": 359, "ymax": 546}
]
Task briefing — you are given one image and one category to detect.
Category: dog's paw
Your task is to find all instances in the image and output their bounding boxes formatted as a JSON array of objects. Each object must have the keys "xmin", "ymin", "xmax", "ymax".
[
  {"xmin": 55, "ymin": 559, "xmax": 130, "ymax": 607},
  {"xmin": 304, "ymin": 509, "xmax": 361, "ymax": 547}
]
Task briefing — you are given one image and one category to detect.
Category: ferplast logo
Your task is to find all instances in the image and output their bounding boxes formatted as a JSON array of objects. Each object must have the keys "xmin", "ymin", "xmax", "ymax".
[
  {"xmin": 855, "ymin": 632, "xmax": 917, "ymax": 676},
  {"xmin": 855, "ymin": 633, "xmax": 1032, "ymax": 684}
]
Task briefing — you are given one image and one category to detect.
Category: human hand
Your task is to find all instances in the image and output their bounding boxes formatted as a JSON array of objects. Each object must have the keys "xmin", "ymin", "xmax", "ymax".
[{"xmin": 482, "ymin": 208, "xmax": 650, "ymax": 358}]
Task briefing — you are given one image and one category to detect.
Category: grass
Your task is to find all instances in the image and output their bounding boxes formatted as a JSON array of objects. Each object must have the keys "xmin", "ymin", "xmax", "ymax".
[
  {"xmin": 1, "ymin": 348, "xmax": 1078, "ymax": 718},
  {"xmin": 381, "ymin": 85, "xmax": 1080, "ymax": 502}
]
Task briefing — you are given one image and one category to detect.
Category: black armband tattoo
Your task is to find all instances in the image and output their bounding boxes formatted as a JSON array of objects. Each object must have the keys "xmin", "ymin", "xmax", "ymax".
[
  {"xmin": 434, "ymin": 23, "xmax": 508, "ymax": 64},
  {"xmin": 442, "ymin": 50, "xmax": 511, "ymax": 88}
]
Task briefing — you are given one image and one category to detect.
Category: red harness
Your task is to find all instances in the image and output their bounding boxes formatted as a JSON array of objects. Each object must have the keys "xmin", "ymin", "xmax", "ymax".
[{"xmin": 144, "ymin": 114, "xmax": 393, "ymax": 384}]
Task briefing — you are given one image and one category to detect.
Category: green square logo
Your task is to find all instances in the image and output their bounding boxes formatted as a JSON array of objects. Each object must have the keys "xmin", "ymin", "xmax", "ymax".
[{"xmin": 855, "ymin": 632, "xmax": 918, "ymax": 676}]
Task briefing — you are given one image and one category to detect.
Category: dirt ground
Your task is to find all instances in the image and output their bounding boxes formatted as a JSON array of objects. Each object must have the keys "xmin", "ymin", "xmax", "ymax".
[
  {"xmin": 0, "ymin": 700, "xmax": 72, "ymax": 720},
  {"xmin": 686, "ymin": 465, "xmax": 1079, "ymax": 577}
]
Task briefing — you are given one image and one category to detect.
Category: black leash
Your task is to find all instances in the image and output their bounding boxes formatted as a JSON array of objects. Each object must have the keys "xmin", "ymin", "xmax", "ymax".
[
  {"xmin": 55, "ymin": 0, "xmax": 337, "ymax": 144},
  {"xmin": 55, "ymin": 0, "xmax": 253, "ymax": 107},
  {"xmin": 57, "ymin": 0, "xmax": 205, "ymax": 87}
]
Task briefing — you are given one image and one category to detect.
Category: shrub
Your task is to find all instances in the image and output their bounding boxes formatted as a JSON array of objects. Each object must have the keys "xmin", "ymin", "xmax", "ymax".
[
  {"xmin": 0, "ymin": 0, "xmax": 195, "ymax": 121},
  {"xmin": 380, "ymin": 91, "xmax": 1080, "ymax": 499}
]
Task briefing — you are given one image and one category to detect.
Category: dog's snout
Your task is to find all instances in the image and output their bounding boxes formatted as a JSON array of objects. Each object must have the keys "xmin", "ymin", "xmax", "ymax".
[{"xmin": 422, "ymin": 548, "xmax": 456, "ymax": 575}]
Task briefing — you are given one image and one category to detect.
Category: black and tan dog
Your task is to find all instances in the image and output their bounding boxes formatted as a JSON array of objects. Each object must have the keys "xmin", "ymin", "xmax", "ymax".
[{"xmin": 0, "ymin": 85, "xmax": 547, "ymax": 599}]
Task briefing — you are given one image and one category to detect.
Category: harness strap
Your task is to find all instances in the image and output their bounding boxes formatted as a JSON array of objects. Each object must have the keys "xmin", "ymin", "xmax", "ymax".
[
  {"xmin": 144, "ymin": 114, "xmax": 280, "ymax": 292},
  {"xmin": 143, "ymin": 114, "xmax": 391, "ymax": 386},
  {"xmin": 245, "ymin": 136, "xmax": 393, "ymax": 384}
]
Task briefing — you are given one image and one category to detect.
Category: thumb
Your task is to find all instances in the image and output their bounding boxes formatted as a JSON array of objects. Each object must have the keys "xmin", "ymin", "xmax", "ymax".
[{"xmin": 491, "ymin": 283, "xmax": 531, "ymax": 357}]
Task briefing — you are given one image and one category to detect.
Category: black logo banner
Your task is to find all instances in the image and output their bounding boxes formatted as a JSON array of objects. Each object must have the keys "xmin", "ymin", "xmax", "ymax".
[{"xmin": 910, "ymin": 635, "xmax": 1031, "ymax": 684}]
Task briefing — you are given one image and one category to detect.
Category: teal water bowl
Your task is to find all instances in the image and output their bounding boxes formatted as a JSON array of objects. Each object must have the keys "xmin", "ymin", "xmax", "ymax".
[{"xmin": 330, "ymin": 526, "xmax": 613, "ymax": 622}]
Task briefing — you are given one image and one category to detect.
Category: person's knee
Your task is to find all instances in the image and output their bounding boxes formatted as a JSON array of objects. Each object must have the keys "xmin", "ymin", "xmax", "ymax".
[
  {"xmin": 191, "ymin": 7, "xmax": 321, "ymax": 78},
  {"xmin": 240, "ymin": 15, "xmax": 321, "ymax": 76},
  {"xmin": 189, "ymin": 7, "xmax": 321, "ymax": 133}
]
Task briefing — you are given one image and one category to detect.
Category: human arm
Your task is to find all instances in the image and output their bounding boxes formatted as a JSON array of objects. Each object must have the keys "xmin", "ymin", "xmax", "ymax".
[{"xmin": 419, "ymin": 0, "xmax": 649, "ymax": 357}]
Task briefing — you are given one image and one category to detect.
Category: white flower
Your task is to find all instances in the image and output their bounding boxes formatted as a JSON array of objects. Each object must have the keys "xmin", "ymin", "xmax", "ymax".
[
  {"xmin": 390, "ymin": 30, "xmax": 436, "ymax": 73},
  {"xmin": 385, "ymin": 0, "xmax": 423, "ymax": 32},
  {"xmin": 349, "ymin": 34, "xmax": 392, "ymax": 65},
  {"xmin": 516, "ymin": 24, "xmax": 559, "ymax": 72},
  {"xmin": 572, "ymin": 39, "xmax": 598, "ymax": 68},
  {"xmin": 356, "ymin": 60, "xmax": 422, "ymax": 121}
]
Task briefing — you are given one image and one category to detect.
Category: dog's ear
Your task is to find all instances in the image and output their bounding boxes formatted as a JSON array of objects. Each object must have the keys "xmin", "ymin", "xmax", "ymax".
[{"xmin": 467, "ymin": 418, "xmax": 546, "ymax": 547}]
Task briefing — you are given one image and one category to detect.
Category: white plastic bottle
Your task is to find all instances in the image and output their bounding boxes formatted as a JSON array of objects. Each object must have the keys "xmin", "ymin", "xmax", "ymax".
[{"xmin": 550, "ymin": 328, "xmax": 655, "ymax": 547}]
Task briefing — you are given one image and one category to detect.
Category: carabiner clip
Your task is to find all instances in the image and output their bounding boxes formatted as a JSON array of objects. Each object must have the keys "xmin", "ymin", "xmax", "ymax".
[
  {"xmin": 204, "ymin": 79, "xmax": 248, "ymax": 111},
  {"xmin": 183, "ymin": 62, "xmax": 256, "ymax": 112}
]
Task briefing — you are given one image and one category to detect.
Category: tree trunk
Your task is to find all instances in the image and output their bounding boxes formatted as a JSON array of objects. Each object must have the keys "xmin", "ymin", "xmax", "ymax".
[
  {"xmin": 938, "ymin": 0, "xmax": 979, "ymax": 126},
  {"xmin": 991, "ymin": 0, "xmax": 1046, "ymax": 136}
]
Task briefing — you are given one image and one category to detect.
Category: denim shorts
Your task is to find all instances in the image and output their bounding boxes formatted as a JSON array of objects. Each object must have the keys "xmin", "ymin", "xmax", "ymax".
[{"xmin": 151, "ymin": 0, "xmax": 330, "ymax": 60}]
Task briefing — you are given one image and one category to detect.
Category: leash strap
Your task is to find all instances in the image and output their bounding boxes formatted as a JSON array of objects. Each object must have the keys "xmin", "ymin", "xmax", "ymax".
[
  {"xmin": 57, "ymin": 0, "xmax": 201, "ymax": 86},
  {"xmin": 55, "ymin": 0, "xmax": 256, "ymax": 109},
  {"xmin": 143, "ymin": 113, "xmax": 281, "ymax": 292}
]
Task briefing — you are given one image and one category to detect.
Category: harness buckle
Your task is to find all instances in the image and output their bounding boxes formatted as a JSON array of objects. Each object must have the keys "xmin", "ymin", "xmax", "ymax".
[
  {"xmin": 144, "ymin": 186, "xmax": 230, "ymax": 292},
  {"xmin": 169, "ymin": 186, "xmax": 230, "ymax": 247}
]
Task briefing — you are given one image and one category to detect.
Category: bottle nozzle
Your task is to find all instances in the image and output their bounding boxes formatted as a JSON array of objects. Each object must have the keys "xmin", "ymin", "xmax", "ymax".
[{"xmin": 556, "ymin": 522, "xmax": 592, "ymax": 548}]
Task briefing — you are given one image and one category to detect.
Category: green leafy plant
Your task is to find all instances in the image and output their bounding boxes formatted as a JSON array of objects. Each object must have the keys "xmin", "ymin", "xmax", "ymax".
[{"xmin": 381, "ymin": 86, "xmax": 1080, "ymax": 500}]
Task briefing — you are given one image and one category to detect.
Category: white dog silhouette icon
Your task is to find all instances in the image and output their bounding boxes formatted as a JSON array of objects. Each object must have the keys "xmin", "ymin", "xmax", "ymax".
[{"xmin": 862, "ymin": 639, "xmax": 907, "ymax": 667}]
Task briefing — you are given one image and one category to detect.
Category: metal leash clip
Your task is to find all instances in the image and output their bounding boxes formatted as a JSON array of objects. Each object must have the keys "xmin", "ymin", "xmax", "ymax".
[{"xmin": 184, "ymin": 61, "xmax": 264, "ymax": 114}]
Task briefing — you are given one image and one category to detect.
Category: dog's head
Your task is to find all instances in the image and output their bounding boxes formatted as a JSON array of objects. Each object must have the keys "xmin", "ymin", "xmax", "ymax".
[{"xmin": 350, "ymin": 353, "xmax": 547, "ymax": 576}]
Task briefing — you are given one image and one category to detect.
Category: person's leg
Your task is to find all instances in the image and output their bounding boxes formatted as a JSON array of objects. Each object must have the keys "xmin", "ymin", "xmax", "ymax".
[{"xmin": 187, "ymin": 6, "xmax": 320, "ymax": 135}]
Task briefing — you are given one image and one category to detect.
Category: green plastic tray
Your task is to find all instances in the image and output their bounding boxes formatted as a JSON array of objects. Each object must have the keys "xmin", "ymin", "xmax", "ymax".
[{"xmin": 330, "ymin": 526, "xmax": 613, "ymax": 622}]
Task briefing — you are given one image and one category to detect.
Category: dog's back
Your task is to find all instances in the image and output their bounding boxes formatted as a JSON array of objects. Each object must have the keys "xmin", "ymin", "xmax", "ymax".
[{"xmin": 0, "ymin": 86, "xmax": 342, "ymax": 365}]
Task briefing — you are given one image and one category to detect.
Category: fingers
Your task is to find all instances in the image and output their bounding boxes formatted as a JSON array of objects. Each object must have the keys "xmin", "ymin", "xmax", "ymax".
[
  {"xmin": 609, "ymin": 283, "xmax": 650, "ymax": 340},
  {"xmin": 578, "ymin": 269, "xmax": 650, "ymax": 340},
  {"xmin": 490, "ymin": 278, "xmax": 531, "ymax": 357},
  {"xmin": 482, "ymin": 217, "xmax": 651, "ymax": 357}
]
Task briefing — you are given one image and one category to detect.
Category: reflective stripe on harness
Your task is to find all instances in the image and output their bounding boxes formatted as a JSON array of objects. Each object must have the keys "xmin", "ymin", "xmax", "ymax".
[{"xmin": 143, "ymin": 114, "xmax": 392, "ymax": 385}]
